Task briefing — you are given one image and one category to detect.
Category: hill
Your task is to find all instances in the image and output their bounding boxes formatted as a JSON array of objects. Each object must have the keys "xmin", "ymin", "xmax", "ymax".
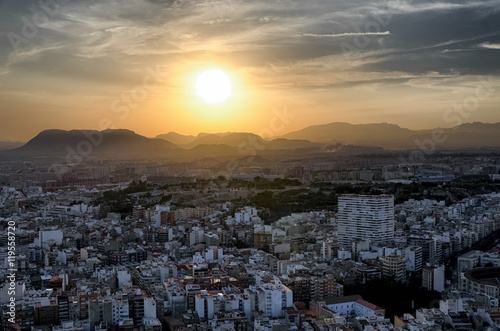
[
  {"xmin": 282, "ymin": 122, "xmax": 416, "ymax": 144},
  {"xmin": 155, "ymin": 132, "xmax": 197, "ymax": 145},
  {"xmin": 182, "ymin": 133, "xmax": 267, "ymax": 149},
  {"xmin": 282, "ymin": 122, "xmax": 500, "ymax": 149},
  {"xmin": 5, "ymin": 129, "xmax": 178, "ymax": 159}
]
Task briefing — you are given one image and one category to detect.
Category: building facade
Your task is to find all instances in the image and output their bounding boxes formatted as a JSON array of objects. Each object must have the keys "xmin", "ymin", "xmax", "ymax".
[{"xmin": 337, "ymin": 195, "xmax": 394, "ymax": 249}]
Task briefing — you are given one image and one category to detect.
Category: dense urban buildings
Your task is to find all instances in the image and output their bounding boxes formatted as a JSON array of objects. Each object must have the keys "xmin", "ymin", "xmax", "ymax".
[{"xmin": 0, "ymin": 152, "xmax": 499, "ymax": 330}]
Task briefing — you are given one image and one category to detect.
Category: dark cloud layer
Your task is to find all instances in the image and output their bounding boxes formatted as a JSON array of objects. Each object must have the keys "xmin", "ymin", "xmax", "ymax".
[{"xmin": 2, "ymin": 0, "xmax": 499, "ymax": 79}]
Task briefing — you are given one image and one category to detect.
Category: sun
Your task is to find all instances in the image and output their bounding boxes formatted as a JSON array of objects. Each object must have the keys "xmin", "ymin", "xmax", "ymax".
[{"xmin": 195, "ymin": 69, "xmax": 232, "ymax": 104}]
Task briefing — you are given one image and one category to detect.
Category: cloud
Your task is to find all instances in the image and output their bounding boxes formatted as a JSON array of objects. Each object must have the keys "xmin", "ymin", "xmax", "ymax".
[
  {"xmin": 302, "ymin": 31, "xmax": 390, "ymax": 38},
  {"xmin": 479, "ymin": 42, "xmax": 500, "ymax": 50},
  {"xmin": 1, "ymin": 0, "xmax": 498, "ymax": 77},
  {"xmin": 383, "ymin": 0, "xmax": 495, "ymax": 14}
]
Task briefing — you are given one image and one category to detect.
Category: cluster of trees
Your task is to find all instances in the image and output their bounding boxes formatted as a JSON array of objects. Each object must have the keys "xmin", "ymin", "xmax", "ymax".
[
  {"xmin": 311, "ymin": 180, "xmax": 500, "ymax": 205},
  {"xmin": 93, "ymin": 175, "xmax": 499, "ymax": 219},
  {"xmin": 251, "ymin": 189, "xmax": 336, "ymax": 222},
  {"xmin": 227, "ymin": 177, "xmax": 302, "ymax": 189},
  {"xmin": 93, "ymin": 181, "xmax": 157, "ymax": 216},
  {"xmin": 249, "ymin": 179, "xmax": 500, "ymax": 220}
]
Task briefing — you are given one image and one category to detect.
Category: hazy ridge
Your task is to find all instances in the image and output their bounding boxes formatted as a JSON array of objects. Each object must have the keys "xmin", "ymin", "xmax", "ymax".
[{"xmin": 1, "ymin": 122, "xmax": 499, "ymax": 161}]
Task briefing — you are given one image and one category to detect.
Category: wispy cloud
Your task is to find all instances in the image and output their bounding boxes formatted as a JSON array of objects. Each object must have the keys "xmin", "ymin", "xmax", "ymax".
[
  {"xmin": 479, "ymin": 42, "xmax": 500, "ymax": 50},
  {"xmin": 383, "ymin": 0, "xmax": 499, "ymax": 15},
  {"xmin": 302, "ymin": 31, "xmax": 390, "ymax": 38}
]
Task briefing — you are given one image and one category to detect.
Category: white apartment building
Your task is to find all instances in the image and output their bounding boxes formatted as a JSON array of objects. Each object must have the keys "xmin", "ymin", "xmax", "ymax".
[
  {"xmin": 245, "ymin": 279, "xmax": 293, "ymax": 318},
  {"xmin": 337, "ymin": 195, "xmax": 394, "ymax": 249}
]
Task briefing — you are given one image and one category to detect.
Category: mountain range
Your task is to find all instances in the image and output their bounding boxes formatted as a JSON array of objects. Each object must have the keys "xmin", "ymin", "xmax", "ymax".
[
  {"xmin": 1, "ymin": 122, "xmax": 499, "ymax": 161},
  {"xmin": 281, "ymin": 122, "xmax": 500, "ymax": 149},
  {"xmin": 2, "ymin": 129, "xmax": 177, "ymax": 160}
]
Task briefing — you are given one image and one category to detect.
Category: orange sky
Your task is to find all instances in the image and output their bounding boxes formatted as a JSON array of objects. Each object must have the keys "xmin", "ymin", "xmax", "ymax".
[{"xmin": 1, "ymin": 0, "xmax": 499, "ymax": 141}]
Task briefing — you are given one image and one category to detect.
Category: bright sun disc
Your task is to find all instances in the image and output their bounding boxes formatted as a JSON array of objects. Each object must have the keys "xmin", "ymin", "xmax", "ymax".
[{"xmin": 195, "ymin": 69, "xmax": 232, "ymax": 104}]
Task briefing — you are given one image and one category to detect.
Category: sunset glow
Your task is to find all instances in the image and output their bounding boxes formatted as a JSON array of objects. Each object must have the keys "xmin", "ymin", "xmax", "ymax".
[
  {"xmin": 0, "ymin": 0, "xmax": 498, "ymax": 141},
  {"xmin": 195, "ymin": 70, "xmax": 232, "ymax": 104}
]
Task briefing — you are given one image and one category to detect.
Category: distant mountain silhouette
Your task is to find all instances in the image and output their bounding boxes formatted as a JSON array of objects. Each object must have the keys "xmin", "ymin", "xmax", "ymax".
[
  {"xmin": 155, "ymin": 132, "xmax": 197, "ymax": 145},
  {"xmin": 282, "ymin": 122, "xmax": 416, "ymax": 144},
  {"xmin": 156, "ymin": 132, "xmax": 320, "ymax": 151},
  {"xmin": 265, "ymin": 138, "xmax": 319, "ymax": 150},
  {"xmin": 0, "ymin": 141, "xmax": 24, "ymax": 151},
  {"xmin": 5, "ymin": 129, "xmax": 178, "ymax": 159},
  {"xmin": 282, "ymin": 122, "xmax": 500, "ymax": 149},
  {"xmin": 184, "ymin": 144, "xmax": 239, "ymax": 157},
  {"xmin": 154, "ymin": 132, "xmax": 231, "ymax": 146},
  {"xmin": 182, "ymin": 133, "xmax": 266, "ymax": 149},
  {"xmin": 451, "ymin": 122, "xmax": 500, "ymax": 134},
  {"xmin": 3, "ymin": 122, "xmax": 500, "ymax": 161}
]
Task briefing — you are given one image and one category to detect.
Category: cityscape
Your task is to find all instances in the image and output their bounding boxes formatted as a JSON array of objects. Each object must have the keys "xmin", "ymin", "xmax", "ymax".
[
  {"xmin": 1, "ymin": 1, "xmax": 500, "ymax": 331},
  {"xmin": 1, "ymin": 128, "xmax": 500, "ymax": 330}
]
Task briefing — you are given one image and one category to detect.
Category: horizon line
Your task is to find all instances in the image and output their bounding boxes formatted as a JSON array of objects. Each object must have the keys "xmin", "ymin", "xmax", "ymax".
[{"xmin": 3, "ymin": 120, "xmax": 500, "ymax": 143}]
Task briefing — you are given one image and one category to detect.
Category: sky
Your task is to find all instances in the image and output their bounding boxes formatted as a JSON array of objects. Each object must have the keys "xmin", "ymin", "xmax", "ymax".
[{"xmin": 0, "ymin": 0, "xmax": 499, "ymax": 142}]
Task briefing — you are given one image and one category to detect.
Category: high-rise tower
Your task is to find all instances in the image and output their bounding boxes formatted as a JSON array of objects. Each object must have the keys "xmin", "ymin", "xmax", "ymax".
[{"xmin": 337, "ymin": 194, "xmax": 394, "ymax": 249}]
